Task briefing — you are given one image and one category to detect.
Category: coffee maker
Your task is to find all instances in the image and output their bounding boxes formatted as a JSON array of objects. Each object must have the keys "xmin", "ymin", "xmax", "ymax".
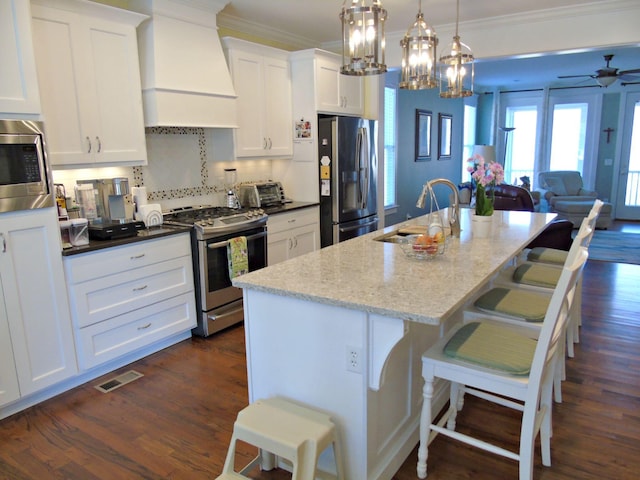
[{"xmin": 75, "ymin": 178, "xmax": 143, "ymax": 239}]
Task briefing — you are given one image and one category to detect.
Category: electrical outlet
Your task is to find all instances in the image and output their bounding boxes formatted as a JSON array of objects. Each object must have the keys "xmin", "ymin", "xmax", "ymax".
[{"xmin": 346, "ymin": 346, "xmax": 362, "ymax": 373}]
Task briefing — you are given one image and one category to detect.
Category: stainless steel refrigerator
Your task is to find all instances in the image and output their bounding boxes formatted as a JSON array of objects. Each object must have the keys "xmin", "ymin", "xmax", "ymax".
[{"xmin": 318, "ymin": 115, "xmax": 378, "ymax": 247}]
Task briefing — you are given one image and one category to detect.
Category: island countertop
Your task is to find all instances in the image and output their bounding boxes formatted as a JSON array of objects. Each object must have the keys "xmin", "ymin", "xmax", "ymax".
[{"xmin": 233, "ymin": 209, "xmax": 556, "ymax": 325}]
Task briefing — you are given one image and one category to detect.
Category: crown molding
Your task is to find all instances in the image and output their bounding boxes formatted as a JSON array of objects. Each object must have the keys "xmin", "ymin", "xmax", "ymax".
[{"xmin": 217, "ymin": 12, "xmax": 319, "ymax": 51}]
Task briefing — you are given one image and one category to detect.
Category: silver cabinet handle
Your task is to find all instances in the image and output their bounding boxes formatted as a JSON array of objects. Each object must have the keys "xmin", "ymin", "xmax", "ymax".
[
  {"xmin": 1, "ymin": 233, "xmax": 5, "ymax": 253},
  {"xmin": 137, "ymin": 323, "xmax": 151, "ymax": 330},
  {"xmin": 133, "ymin": 285, "xmax": 148, "ymax": 292},
  {"xmin": 263, "ymin": 138, "xmax": 268, "ymax": 149},
  {"xmin": 96, "ymin": 136, "xmax": 102, "ymax": 153},
  {"xmin": 86, "ymin": 136, "xmax": 92, "ymax": 153},
  {"xmin": 268, "ymin": 137, "xmax": 272, "ymax": 149},
  {"xmin": 130, "ymin": 253, "xmax": 145, "ymax": 260}
]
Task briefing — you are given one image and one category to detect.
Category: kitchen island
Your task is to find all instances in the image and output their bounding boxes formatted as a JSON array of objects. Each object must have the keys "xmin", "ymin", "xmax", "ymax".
[{"xmin": 233, "ymin": 209, "xmax": 555, "ymax": 479}]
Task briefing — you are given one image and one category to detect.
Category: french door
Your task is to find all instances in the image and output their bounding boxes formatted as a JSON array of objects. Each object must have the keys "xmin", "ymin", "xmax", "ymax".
[{"xmin": 615, "ymin": 92, "xmax": 640, "ymax": 220}]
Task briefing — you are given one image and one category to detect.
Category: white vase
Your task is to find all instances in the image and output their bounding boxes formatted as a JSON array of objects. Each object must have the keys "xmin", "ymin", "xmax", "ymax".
[{"xmin": 471, "ymin": 214, "xmax": 493, "ymax": 238}]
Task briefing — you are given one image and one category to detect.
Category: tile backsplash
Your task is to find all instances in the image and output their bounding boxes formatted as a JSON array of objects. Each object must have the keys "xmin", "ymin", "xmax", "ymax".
[{"xmin": 52, "ymin": 127, "xmax": 274, "ymax": 212}]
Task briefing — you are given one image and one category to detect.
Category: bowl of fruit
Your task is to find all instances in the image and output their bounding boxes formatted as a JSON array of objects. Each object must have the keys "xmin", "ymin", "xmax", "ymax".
[{"xmin": 399, "ymin": 229, "xmax": 446, "ymax": 260}]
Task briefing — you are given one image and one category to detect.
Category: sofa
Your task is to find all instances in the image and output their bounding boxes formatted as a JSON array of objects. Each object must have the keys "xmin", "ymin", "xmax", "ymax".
[{"xmin": 537, "ymin": 171, "xmax": 612, "ymax": 229}]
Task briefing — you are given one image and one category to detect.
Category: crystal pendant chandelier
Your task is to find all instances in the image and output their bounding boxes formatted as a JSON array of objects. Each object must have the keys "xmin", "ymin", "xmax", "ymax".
[
  {"xmin": 340, "ymin": 0, "xmax": 387, "ymax": 76},
  {"xmin": 439, "ymin": 0, "xmax": 474, "ymax": 98},
  {"xmin": 399, "ymin": 0, "xmax": 438, "ymax": 89}
]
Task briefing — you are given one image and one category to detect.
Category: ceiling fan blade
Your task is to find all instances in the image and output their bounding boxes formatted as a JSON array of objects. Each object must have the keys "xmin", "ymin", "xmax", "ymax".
[
  {"xmin": 619, "ymin": 73, "xmax": 640, "ymax": 82},
  {"xmin": 619, "ymin": 68, "xmax": 640, "ymax": 75},
  {"xmin": 557, "ymin": 74, "xmax": 594, "ymax": 79}
]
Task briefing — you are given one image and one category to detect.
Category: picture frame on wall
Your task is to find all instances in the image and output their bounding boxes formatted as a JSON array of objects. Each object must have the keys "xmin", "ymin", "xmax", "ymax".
[
  {"xmin": 438, "ymin": 113, "xmax": 452, "ymax": 160},
  {"xmin": 415, "ymin": 109, "xmax": 432, "ymax": 161}
]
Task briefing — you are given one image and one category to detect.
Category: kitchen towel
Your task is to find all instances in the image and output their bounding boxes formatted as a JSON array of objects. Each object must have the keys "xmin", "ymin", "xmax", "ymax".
[{"xmin": 227, "ymin": 236, "xmax": 249, "ymax": 279}]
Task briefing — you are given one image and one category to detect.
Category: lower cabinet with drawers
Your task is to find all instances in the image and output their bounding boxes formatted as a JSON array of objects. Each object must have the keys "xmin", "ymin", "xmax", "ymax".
[
  {"xmin": 267, "ymin": 206, "xmax": 320, "ymax": 265},
  {"xmin": 63, "ymin": 232, "xmax": 197, "ymax": 370}
]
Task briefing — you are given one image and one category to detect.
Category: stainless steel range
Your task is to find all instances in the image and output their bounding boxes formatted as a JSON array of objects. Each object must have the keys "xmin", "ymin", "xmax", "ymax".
[{"xmin": 164, "ymin": 206, "xmax": 268, "ymax": 336}]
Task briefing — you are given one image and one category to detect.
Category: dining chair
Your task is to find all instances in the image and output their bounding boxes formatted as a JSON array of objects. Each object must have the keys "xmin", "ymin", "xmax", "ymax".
[
  {"xmin": 491, "ymin": 217, "xmax": 593, "ymax": 358},
  {"xmin": 463, "ymin": 221, "xmax": 590, "ymax": 403},
  {"xmin": 416, "ymin": 247, "xmax": 588, "ymax": 480}
]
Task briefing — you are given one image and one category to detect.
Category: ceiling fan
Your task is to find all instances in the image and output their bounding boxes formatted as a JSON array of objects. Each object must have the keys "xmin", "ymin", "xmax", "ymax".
[{"xmin": 558, "ymin": 54, "xmax": 640, "ymax": 87}]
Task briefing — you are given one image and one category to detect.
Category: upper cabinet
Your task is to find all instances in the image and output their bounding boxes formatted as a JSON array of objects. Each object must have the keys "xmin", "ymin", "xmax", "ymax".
[
  {"xmin": 0, "ymin": 0, "xmax": 41, "ymax": 116},
  {"xmin": 31, "ymin": 0, "xmax": 148, "ymax": 167},
  {"xmin": 315, "ymin": 51, "xmax": 363, "ymax": 116},
  {"xmin": 223, "ymin": 38, "xmax": 293, "ymax": 158},
  {"xmin": 129, "ymin": 0, "xmax": 237, "ymax": 128}
]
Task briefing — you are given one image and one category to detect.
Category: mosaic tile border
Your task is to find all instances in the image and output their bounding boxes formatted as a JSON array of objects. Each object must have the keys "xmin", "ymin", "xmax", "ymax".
[{"xmin": 133, "ymin": 126, "xmax": 223, "ymax": 202}]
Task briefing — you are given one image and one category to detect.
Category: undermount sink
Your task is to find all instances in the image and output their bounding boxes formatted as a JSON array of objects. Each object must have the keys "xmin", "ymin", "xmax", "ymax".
[
  {"xmin": 373, "ymin": 230, "xmax": 413, "ymax": 244},
  {"xmin": 374, "ymin": 225, "xmax": 430, "ymax": 243}
]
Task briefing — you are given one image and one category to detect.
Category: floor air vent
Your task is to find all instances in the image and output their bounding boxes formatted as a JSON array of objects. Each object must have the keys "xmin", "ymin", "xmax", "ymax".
[{"xmin": 95, "ymin": 370, "xmax": 144, "ymax": 393}]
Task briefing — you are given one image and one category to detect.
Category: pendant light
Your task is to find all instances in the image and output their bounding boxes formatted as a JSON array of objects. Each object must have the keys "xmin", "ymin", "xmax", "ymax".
[
  {"xmin": 439, "ymin": 0, "xmax": 474, "ymax": 98},
  {"xmin": 340, "ymin": 0, "xmax": 387, "ymax": 76},
  {"xmin": 399, "ymin": 0, "xmax": 438, "ymax": 90}
]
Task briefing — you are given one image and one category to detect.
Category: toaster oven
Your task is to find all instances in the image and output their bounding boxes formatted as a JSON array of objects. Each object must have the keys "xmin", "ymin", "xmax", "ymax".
[{"xmin": 238, "ymin": 182, "xmax": 286, "ymax": 208}]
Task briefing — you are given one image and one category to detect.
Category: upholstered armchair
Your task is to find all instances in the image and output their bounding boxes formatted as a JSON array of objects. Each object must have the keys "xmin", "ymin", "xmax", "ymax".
[
  {"xmin": 537, "ymin": 171, "xmax": 597, "ymax": 211},
  {"xmin": 491, "ymin": 184, "xmax": 574, "ymax": 250}
]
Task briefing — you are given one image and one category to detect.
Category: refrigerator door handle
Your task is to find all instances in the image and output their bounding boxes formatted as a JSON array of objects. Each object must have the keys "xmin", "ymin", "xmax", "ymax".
[
  {"xmin": 357, "ymin": 127, "xmax": 370, "ymax": 210},
  {"xmin": 339, "ymin": 217, "xmax": 378, "ymax": 233}
]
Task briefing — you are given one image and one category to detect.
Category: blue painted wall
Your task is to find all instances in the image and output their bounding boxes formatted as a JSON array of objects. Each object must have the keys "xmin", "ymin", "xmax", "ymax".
[{"xmin": 385, "ymin": 87, "xmax": 465, "ymax": 227}]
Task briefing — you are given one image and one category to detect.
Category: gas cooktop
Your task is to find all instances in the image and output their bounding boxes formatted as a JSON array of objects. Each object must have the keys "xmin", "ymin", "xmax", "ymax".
[{"xmin": 163, "ymin": 205, "xmax": 267, "ymax": 237}]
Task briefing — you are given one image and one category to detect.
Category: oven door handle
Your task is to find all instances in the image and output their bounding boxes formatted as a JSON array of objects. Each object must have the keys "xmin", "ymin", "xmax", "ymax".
[{"xmin": 207, "ymin": 231, "xmax": 268, "ymax": 250}]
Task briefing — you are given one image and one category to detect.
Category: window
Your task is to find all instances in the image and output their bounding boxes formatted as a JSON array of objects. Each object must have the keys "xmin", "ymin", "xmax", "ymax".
[
  {"xmin": 462, "ymin": 104, "xmax": 476, "ymax": 181},
  {"xmin": 504, "ymin": 105, "xmax": 538, "ymax": 186},
  {"xmin": 384, "ymin": 86, "xmax": 397, "ymax": 208},
  {"xmin": 550, "ymin": 103, "xmax": 588, "ymax": 172}
]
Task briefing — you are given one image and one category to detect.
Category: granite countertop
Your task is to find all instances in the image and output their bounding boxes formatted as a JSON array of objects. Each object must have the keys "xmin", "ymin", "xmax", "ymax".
[
  {"xmin": 232, "ymin": 209, "xmax": 556, "ymax": 325},
  {"xmin": 61, "ymin": 225, "xmax": 192, "ymax": 256}
]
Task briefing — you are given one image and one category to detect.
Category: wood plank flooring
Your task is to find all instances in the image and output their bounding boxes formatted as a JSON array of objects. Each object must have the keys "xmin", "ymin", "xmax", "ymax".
[{"xmin": 1, "ymin": 254, "xmax": 640, "ymax": 478}]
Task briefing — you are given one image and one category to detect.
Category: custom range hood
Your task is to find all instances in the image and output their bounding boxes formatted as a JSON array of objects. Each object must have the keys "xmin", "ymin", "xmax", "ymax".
[{"xmin": 129, "ymin": 0, "xmax": 237, "ymax": 128}]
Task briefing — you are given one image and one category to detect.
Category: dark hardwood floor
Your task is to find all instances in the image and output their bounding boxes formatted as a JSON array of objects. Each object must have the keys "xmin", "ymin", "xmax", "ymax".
[{"xmin": 1, "ymin": 227, "xmax": 639, "ymax": 479}]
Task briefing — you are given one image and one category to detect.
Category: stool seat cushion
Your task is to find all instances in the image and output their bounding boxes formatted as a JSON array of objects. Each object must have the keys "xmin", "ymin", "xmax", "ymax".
[
  {"xmin": 474, "ymin": 287, "xmax": 549, "ymax": 322},
  {"xmin": 527, "ymin": 247, "xmax": 567, "ymax": 264},
  {"xmin": 513, "ymin": 264, "xmax": 561, "ymax": 288},
  {"xmin": 444, "ymin": 322, "xmax": 536, "ymax": 375}
]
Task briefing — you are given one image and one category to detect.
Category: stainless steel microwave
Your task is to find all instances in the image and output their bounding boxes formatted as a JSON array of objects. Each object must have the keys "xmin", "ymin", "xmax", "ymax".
[{"xmin": 0, "ymin": 120, "xmax": 53, "ymax": 212}]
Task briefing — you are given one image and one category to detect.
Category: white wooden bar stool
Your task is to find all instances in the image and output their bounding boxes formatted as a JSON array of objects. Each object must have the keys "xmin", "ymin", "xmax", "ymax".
[{"xmin": 216, "ymin": 397, "xmax": 344, "ymax": 480}]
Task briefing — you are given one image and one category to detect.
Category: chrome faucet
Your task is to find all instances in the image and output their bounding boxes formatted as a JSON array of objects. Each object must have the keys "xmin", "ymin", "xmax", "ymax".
[{"xmin": 416, "ymin": 178, "xmax": 461, "ymax": 237}]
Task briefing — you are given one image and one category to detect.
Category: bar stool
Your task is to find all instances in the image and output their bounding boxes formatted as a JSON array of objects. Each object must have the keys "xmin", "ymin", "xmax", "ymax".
[{"xmin": 216, "ymin": 397, "xmax": 345, "ymax": 480}]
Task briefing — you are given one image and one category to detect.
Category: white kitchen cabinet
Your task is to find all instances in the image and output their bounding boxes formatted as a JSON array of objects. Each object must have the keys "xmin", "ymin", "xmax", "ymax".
[
  {"xmin": 224, "ymin": 38, "xmax": 293, "ymax": 158},
  {"xmin": 31, "ymin": 0, "xmax": 147, "ymax": 167},
  {"xmin": 267, "ymin": 207, "xmax": 319, "ymax": 265},
  {"xmin": 0, "ymin": 279, "xmax": 20, "ymax": 407},
  {"xmin": 0, "ymin": 0, "xmax": 41, "ymax": 116},
  {"xmin": 315, "ymin": 51, "xmax": 363, "ymax": 116},
  {"xmin": 0, "ymin": 208, "xmax": 77, "ymax": 404},
  {"xmin": 64, "ymin": 233, "xmax": 196, "ymax": 370}
]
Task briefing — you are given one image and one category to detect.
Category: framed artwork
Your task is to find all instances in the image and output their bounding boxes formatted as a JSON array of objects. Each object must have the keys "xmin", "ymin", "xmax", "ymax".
[
  {"xmin": 438, "ymin": 113, "xmax": 452, "ymax": 160},
  {"xmin": 415, "ymin": 109, "xmax": 432, "ymax": 161}
]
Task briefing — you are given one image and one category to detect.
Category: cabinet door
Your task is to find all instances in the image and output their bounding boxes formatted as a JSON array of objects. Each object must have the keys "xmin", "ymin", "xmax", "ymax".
[
  {"xmin": 0, "ymin": 279, "xmax": 20, "ymax": 407},
  {"xmin": 0, "ymin": 0, "xmax": 41, "ymax": 115},
  {"xmin": 86, "ymin": 17, "xmax": 147, "ymax": 164},
  {"xmin": 316, "ymin": 55, "xmax": 342, "ymax": 113},
  {"xmin": 340, "ymin": 74, "xmax": 364, "ymax": 115},
  {"xmin": 267, "ymin": 229, "xmax": 292, "ymax": 266},
  {"xmin": 32, "ymin": 5, "xmax": 94, "ymax": 165},
  {"xmin": 290, "ymin": 223, "xmax": 319, "ymax": 259},
  {"xmin": 231, "ymin": 51, "xmax": 268, "ymax": 157},
  {"xmin": 0, "ymin": 209, "xmax": 77, "ymax": 396},
  {"xmin": 31, "ymin": 4, "xmax": 147, "ymax": 167},
  {"xmin": 264, "ymin": 56, "xmax": 293, "ymax": 156}
]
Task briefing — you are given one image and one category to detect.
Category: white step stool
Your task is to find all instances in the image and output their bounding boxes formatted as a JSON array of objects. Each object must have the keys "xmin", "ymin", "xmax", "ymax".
[{"xmin": 216, "ymin": 397, "xmax": 345, "ymax": 480}]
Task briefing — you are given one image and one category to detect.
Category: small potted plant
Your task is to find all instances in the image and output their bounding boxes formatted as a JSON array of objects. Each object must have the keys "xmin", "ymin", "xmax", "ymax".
[{"xmin": 467, "ymin": 154, "xmax": 504, "ymax": 236}]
